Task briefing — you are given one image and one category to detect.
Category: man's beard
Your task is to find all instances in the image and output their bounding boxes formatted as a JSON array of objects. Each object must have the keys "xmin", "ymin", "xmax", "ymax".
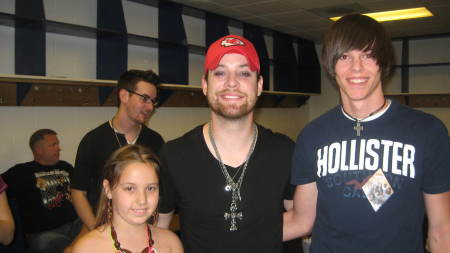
[
  {"xmin": 207, "ymin": 93, "xmax": 257, "ymax": 120},
  {"xmin": 126, "ymin": 106, "xmax": 152, "ymax": 125}
]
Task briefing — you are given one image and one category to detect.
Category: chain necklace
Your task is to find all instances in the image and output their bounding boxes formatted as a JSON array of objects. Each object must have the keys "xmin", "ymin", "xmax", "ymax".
[
  {"xmin": 110, "ymin": 120, "xmax": 141, "ymax": 148},
  {"xmin": 342, "ymin": 98, "xmax": 387, "ymax": 137},
  {"xmin": 110, "ymin": 223, "xmax": 156, "ymax": 253},
  {"xmin": 208, "ymin": 123, "xmax": 258, "ymax": 231}
]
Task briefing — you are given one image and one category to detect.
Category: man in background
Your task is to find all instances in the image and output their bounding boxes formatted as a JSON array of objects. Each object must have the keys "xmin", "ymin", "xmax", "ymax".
[
  {"xmin": 2, "ymin": 129, "xmax": 81, "ymax": 253},
  {"xmin": 71, "ymin": 69, "xmax": 165, "ymax": 233}
]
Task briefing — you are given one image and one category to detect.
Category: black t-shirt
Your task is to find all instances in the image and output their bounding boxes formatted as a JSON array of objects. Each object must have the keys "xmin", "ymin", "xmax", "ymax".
[
  {"xmin": 159, "ymin": 124, "xmax": 294, "ymax": 253},
  {"xmin": 2, "ymin": 160, "xmax": 77, "ymax": 233},
  {"xmin": 71, "ymin": 122, "xmax": 164, "ymax": 209}
]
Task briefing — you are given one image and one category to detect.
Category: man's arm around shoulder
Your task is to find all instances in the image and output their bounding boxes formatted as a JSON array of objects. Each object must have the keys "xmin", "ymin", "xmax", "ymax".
[
  {"xmin": 283, "ymin": 182, "xmax": 317, "ymax": 241},
  {"xmin": 425, "ymin": 191, "xmax": 450, "ymax": 253}
]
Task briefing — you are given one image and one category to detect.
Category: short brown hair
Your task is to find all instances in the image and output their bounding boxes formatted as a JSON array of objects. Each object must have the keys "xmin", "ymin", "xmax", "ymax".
[
  {"xmin": 322, "ymin": 14, "xmax": 395, "ymax": 84},
  {"xmin": 29, "ymin": 129, "xmax": 57, "ymax": 151},
  {"xmin": 117, "ymin": 69, "xmax": 161, "ymax": 105}
]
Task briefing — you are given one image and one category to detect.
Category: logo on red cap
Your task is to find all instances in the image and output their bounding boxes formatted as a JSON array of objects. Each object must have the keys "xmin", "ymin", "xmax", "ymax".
[
  {"xmin": 204, "ymin": 35, "xmax": 260, "ymax": 73},
  {"xmin": 221, "ymin": 37, "xmax": 245, "ymax": 47}
]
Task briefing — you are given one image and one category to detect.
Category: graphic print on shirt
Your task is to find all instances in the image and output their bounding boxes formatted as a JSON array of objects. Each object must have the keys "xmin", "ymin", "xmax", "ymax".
[
  {"xmin": 316, "ymin": 138, "xmax": 415, "ymax": 202},
  {"xmin": 35, "ymin": 170, "xmax": 72, "ymax": 209}
]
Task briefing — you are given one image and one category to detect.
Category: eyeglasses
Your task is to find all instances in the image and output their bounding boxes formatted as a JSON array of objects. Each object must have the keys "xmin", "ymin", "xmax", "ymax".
[{"xmin": 125, "ymin": 89, "xmax": 159, "ymax": 106}]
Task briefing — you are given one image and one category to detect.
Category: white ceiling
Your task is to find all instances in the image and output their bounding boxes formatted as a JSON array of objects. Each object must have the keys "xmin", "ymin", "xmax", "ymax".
[{"xmin": 169, "ymin": 0, "xmax": 450, "ymax": 42}]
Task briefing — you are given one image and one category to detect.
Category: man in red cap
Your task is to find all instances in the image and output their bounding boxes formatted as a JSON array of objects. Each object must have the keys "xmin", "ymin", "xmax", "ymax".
[{"xmin": 157, "ymin": 35, "xmax": 295, "ymax": 253}]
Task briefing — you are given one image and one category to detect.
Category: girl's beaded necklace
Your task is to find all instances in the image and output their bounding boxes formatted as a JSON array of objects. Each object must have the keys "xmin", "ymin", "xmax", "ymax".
[{"xmin": 110, "ymin": 223, "xmax": 156, "ymax": 253}]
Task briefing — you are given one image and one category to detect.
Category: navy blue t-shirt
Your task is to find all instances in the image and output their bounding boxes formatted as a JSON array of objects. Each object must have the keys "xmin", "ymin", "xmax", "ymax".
[{"xmin": 291, "ymin": 100, "xmax": 450, "ymax": 253}]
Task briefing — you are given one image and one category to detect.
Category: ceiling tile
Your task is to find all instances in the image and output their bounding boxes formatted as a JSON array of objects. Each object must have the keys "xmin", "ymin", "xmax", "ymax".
[
  {"xmin": 260, "ymin": 10, "xmax": 324, "ymax": 24},
  {"xmin": 232, "ymin": 0, "xmax": 296, "ymax": 13},
  {"xmin": 167, "ymin": 0, "xmax": 450, "ymax": 42},
  {"xmin": 208, "ymin": 0, "xmax": 271, "ymax": 7},
  {"xmin": 283, "ymin": 0, "xmax": 356, "ymax": 10}
]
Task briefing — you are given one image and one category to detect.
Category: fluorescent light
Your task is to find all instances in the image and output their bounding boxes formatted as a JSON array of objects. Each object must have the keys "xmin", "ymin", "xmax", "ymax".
[{"xmin": 330, "ymin": 7, "xmax": 433, "ymax": 22}]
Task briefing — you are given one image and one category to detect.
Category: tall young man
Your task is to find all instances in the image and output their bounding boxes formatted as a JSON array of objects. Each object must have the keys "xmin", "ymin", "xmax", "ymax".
[
  {"xmin": 157, "ymin": 35, "xmax": 295, "ymax": 253},
  {"xmin": 71, "ymin": 70, "xmax": 164, "ymax": 232},
  {"xmin": 284, "ymin": 14, "xmax": 450, "ymax": 253}
]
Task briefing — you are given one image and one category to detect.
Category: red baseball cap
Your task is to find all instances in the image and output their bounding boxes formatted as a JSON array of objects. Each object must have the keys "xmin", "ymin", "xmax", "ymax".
[{"xmin": 204, "ymin": 35, "xmax": 260, "ymax": 73}]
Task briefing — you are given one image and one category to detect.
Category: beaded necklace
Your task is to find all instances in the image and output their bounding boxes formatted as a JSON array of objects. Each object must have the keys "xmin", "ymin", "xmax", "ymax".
[{"xmin": 110, "ymin": 223, "xmax": 156, "ymax": 253}]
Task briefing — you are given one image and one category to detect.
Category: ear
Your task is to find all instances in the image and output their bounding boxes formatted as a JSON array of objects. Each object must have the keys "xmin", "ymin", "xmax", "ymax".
[
  {"xmin": 118, "ymin": 89, "xmax": 130, "ymax": 104},
  {"xmin": 257, "ymin": 75, "xmax": 263, "ymax": 97},
  {"xmin": 201, "ymin": 75, "xmax": 208, "ymax": 96},
  {"xmin": 33, "ymin": 142, "xmax": 43, "ymax": 156},
  {"xmin": 103, "ymin": 179, "xmax": 112, "ymax": 199}
]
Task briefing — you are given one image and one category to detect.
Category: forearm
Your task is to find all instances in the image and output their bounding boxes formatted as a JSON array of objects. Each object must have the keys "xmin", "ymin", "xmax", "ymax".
[
  {"xmin": 428, "ymin": 225, "xmax": 450, "ymax": 253},
  {"xmin": 283, "ymin": 199, "xmax": 309, "ymax": 241},
  {"xmin": 0, "ymin": 220, "xmax": 14, "ymax": 245},
  {"xmin": 283, "ymin": 209, "xmax": 312, "ymax": 241},
  {"xmin": 424, "ymin": 191, "xmax": 450, "ymax": 253},
  {"xmin": 283, "ymin": 183, "xmax": 317, "ymax": 241},
  {"xmin": 0, "ymin": 193, "xmax": 14, "ymax": 245},
  {"xmin": 71, "ymin": 189, "xmax": 96, "ymax": 230}
]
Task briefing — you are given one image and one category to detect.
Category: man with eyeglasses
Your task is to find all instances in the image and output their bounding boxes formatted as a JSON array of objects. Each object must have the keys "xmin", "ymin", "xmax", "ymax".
[{"xmin": 70, "ymin": 69, "xmax": 165, "ymax": 241}]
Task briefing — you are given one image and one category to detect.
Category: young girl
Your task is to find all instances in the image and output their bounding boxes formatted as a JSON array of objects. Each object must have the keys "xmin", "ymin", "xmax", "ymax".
[{"xmin": 72, "ymin": 144, "xmax": 183, "ymax": 253}]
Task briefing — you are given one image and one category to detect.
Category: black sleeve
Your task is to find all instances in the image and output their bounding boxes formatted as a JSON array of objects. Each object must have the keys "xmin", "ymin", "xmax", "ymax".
[
  {"xmin": 71, "ymin": 135, "xmax": 93, "ymax": 191},
  {"xmin": 158, "ymin": 145, "xmax": 176, "ymax": 214},
  {"xmin": 1, "ymin": 165, "xmax": 19, "ymax": 195},
  {"xmin": 273, "ymin": 132, "xmax": 296, "ymax": 201},
  {"xmin": 61, "ymin": 161, "xmax": 75, "ymax": 178},
  {"xmin": 143, "ymin": 129, "xmax": 165, "ymax": 154}
]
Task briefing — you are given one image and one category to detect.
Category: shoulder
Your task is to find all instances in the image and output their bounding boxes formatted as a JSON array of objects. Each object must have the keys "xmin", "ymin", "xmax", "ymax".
[
  {"xmin": 296, "ymin": 106, "xmax": 341, "ymax": 141},
  {"xmin": 140, "ymin": 125, "xmax": 165, "ymax": 148},
  {"xmin": 258, "ymin": 125, "xmax": 295, "ymax": 148},
  {"xmin": 161, "ymin": 125, "xmax": 203, "ymax": 152},
  {"xmin": 3, "ymin": 161, "xmax": 34, "ymax": 175},
  {"xmin": 152, "ymin": 227, "xmax": 183, "ymax": 253},
  {"xmin": 72, "ymin": 227, "xmax": 108, "ymax": 253},
  {"xmin": 1, "ymin": 162, "xmax": 33, "ymax": 189},
  {"xmin": 80, "ymin": 122, "xmax": 111, "ymax": 142},
  {"xmin": 58, "ymin": 160, "xmax": 74, "ymax": 169},
  {"xmin": 391, "ymin": 101, "xmax": 447, "ymax": 132},
  {"xmin": 77, "ymin": 122, "xmax": 112, "ymax": 153},
  {"xmin": 306, "ymin": 105, "xmax": 341, "ymax": 129},
  {"xmin": 142, "ymin": 125, "xmax": 164, "ymax": 140}
]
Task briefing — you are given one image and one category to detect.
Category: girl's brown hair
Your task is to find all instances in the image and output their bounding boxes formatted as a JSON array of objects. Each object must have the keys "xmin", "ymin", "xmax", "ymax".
[{"xmin": 94, "ymin": 144, "xmax": 160, "ymax": 228}]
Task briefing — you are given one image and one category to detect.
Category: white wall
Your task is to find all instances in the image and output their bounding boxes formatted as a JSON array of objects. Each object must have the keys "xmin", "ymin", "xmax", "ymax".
[
  {"xmin": 0, "ymin": 0, "xmax": 311, "ymax": 173},
  {"xmin": 0, "ymin": 105, "xmax": 309, "ymax": 173},
  {"xmin": 308, "ymin": 43, "xmax": 450, "ymax": 130},
  {"xmin": 1, "ymin": 0, "xmax": 449, "ymax": 173}
]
